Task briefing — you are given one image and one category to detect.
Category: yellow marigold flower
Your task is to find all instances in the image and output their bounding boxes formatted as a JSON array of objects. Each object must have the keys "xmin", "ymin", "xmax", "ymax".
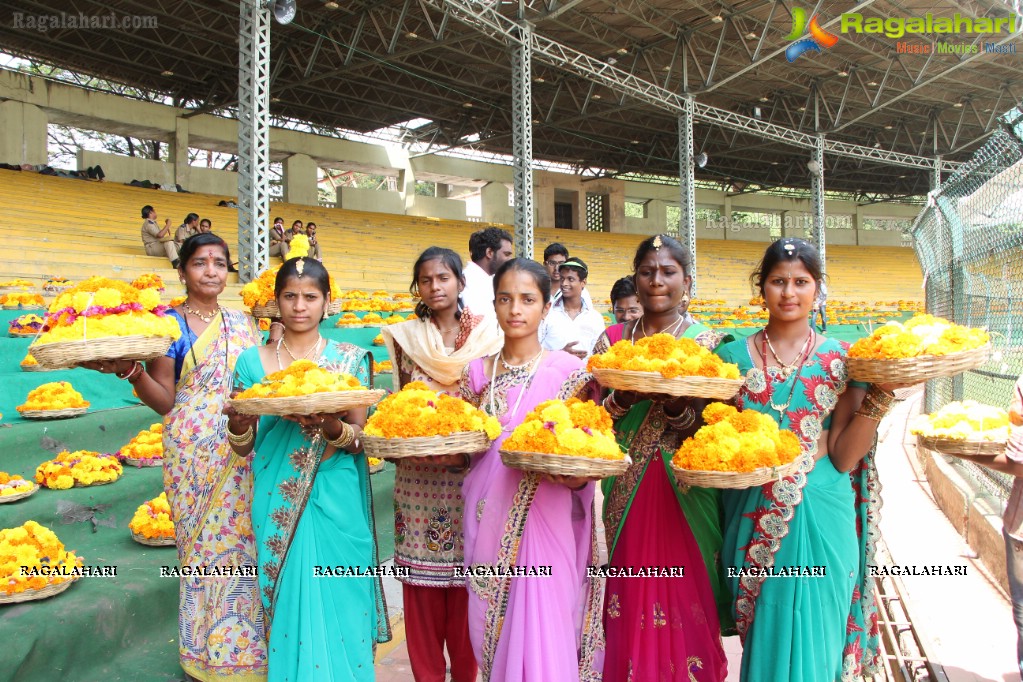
[
  {"xmin": 363, "ymin": 383, "xmax": 500, "ymax": 439},
  {"xmin": 17, "ymin": 381, "xmax": 90, "ymax": 412},
  {"xmin": 588, "ymin": 333, "xmax": 739, "ymax": 380},
  {"xmin": 503, "ymin": 398, "xmax": 623, "ymax": 459},
  {"xmin": 235, "ymin": 360, "xmax": 365, "ymax": 399},
  {"xmin": 0, "ymin": 521, "xmax": 81, "ymax": 594},
  {"xmin": 35, "ymin": 450, "xmax": 121, "ymax": 488},
  {"xmin": 910, "ymin": 400, "xmax": 1009, "ymax": 441},
  {"xmin": 848, "ymin": 314, "xmax": 988, "ymax": 359},
  {"xmin": 129, "ymin": 493, "xmax": 175, "ymax": 539},
  {"xmin": 673, "ymin": 404, "xmax": 800, "ymax": 472}
]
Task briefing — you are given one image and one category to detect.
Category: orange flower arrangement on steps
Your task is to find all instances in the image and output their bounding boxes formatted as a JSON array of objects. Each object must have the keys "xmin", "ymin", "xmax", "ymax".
[
  {"xmin": 502, "ymin": 398, "xmax": 623, "ymax": 459},
  {"xmin": 373, "ymin": 360, "xmax": 393, "ymax": 374},
  {"xmin": 129, "ymin": 493, "xmax": 175, "ymax": 540},
  {"xmin": 17, "ymin": 381, "xmax": 90, "ymax": 413},
  {"xmin": 118, "ymin": 423, "xmax": 164, "ymax": 466},
  {"xmin": 672, "ymin": 403, "xmax": 801, "ymax": 473},
  {"xmin": 588, "ymin": 333, "xmax": 741, "ymax": 380},
  {"xmin": 0, "ymin": 521, "xmax": 82, "ymax": 595},
  {"xmin": 0, "ymin": 279, "xmax": 35, "ymax": 289},
  {"xmin": 0, "ymin": 472, "xmax": 35, "ymax": 498},
  {"xmin": 233, "ymin": 359, "xmax": 364, "ymax": 399},
  {"xmin": 363, "ymin": 382, "xmax": 500, "ymax": 440},
  {"xmin": 848, "ymin": 314, "xmax": 989, "ymax": 359},
  {"xmin": 8, "ymin": 313, "xmax": 45, "ymax": 336},
  {"xmin": 35, "ymin": 450, "xmax": 122, "ymax": 489},
  {"xmin": 130, "ymin": 273, "xmax": 165, "ymax": 292},
  {"xmin": 0, "ymin": 293, "xmax": 46, "ymax": 308}
]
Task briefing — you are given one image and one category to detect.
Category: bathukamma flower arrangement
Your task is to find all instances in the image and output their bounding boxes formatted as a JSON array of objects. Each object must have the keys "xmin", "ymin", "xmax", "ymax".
[
  {"xmin": 129, "ymin": 493, "xmax": 175, "ymax": 545},
  {"xmin": 0, "ymin": 472, "xmax": 36, "ymax": 502},
  {"xmin": 118, "ymin": 423, "xmax": 164, "ymax": 467},
  {"xmin": 0, "ymin": 521, "xmax": 82, "ymax": 600},
  {"xmin": 911, "ymin": 400, "xmax": 1009, "ymax": 458},
  {"xmin": 35, "ymin": 450, "xmax": 122, "ymax": 489},
  {"xmin": 671, "ymin": 403, "xmax": 802, "ymax": 488},
  {"xmin": 229, "ymin": 359, "xmax": 384, "ymax": 415}
]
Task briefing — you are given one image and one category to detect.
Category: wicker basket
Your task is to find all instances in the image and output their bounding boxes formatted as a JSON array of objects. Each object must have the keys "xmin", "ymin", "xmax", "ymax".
[
  {"xmin": 591, "ymin": 368, "xmax": 744, "ymax": 400},
  {"xmin": 336, "ymin": 323, "xmax": 367, "ymax": 329},
  {"xmin": 121, "ymin": 456, "xmax": 163, "ymax": 468},
  {"xmin": 8, "ymin": 330, "xmax": 39, "ymax": 338},
  {"xmin": 846, "ymin": 344, "xmax": 990, "ymax": 384},
  {"xmin": 500, "ymin": 450, "xmax": 631, "ymax": 478},
  {"xmin": 916, "ymin": 434, "xmax": 1006, "ymax": 458},
  {"xmin": 19, "ymin": 407, "xmax": 88, "ymax": 420},
  {"xmin": 362, "ymin": 431, "xmax": 491, "ymax": 459},
  {"xmin": 20, "ymin": 363, "xmax": 55, "ymax": 372},
  {"xmin": 228, "ymin": 389, "xmax": 385, "ymax": 416},
  {"xmin": 0, "ymin": 483, "xmax": 39, "ymax": 504},
  {"xmin": 251, "ymin": 300, "xmax": 342, "ymax": 319},
  {"xmin": 29, "ymin": 335, "xmax": 174, "ymax": 369},
  {"xmin": 72, "ymin": 477, "xmax": 117, "ymax": 488},
  {"xmin": 0, "ymin": 578, "xmax": 77, "ymax": 604},
  {"xmin": 368, "ymin": 460, "xmax": 385, "ymax": 474},
  {"xmin": 131, "ymin": 530, "xmax": 176, "ymax": 547},
  {"xmin": 671, "ymin": 458, "xmax": 802, "ymax": 489}
]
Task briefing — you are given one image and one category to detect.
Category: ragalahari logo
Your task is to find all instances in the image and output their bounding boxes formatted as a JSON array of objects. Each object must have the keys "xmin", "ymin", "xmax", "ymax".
[{"xmin": 786, "ymin": 7, "xmax": 840, "ymax": 62}]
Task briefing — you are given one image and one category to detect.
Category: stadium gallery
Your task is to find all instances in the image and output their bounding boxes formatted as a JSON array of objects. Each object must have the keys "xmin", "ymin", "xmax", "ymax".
[{"xmin": 841, "ymin": 12, "xmax": 1019, "ymax": 54}]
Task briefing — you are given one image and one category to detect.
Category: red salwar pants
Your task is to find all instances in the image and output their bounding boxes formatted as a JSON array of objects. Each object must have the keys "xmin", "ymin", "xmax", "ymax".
[{"xmin": 404, "ymin": 583, "xmax": 478, "ymax": 682}]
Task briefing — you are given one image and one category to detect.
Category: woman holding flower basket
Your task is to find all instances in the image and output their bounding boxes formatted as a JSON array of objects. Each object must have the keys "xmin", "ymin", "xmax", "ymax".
[
  {"xmin": 83, "ymin": 233, "xmax": 267, "ymax": 681},
  {"xmin": 458, "ymin": 258, "xmax": 603, "ymax": 681},
  {"xmin": 591, "ymin": 234, "xmax": 731, "ymax": 682},
  {"xmin": 227, "ymin": 257, "xmax": 389, "ymax": 681},
  {"xmin": 714, "ymin": 238, "xmax": 905, "ymax": 681},
  {"xmin": 381, "ymin": 247, "xmax": 502, "ymax": 682}
]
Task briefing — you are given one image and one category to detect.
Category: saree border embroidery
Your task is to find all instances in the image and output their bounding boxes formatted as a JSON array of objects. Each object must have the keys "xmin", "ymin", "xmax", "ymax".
[
  {"xmin": 476, "ymin": 472, "xmax": 540, "ymax": 681},
  {"xmin": 578, "ymin": 496, "xmax": 606, "ymax": 682}
]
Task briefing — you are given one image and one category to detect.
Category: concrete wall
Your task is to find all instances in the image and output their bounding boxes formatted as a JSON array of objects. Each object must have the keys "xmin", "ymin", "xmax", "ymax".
[
  {"xmin": 79, "ymin": 149, "xmax": 238, "ymax": 195},
  {"xmin": 338, "ymin": 187, "xmax": 403, "ymax": 214},
  {"xmin": 406, "ymin": 195, "xmax": 468, "ymax": 220}
]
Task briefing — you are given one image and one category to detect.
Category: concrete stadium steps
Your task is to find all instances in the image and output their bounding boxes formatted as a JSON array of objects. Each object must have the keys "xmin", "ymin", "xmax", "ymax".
[{"xmin": 0, "ymin": 170, "xmax": 924, "ymax": 308}]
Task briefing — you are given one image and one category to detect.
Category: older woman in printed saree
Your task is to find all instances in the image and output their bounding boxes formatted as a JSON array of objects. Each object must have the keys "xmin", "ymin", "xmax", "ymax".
[
  {"xmin": 715, "ymin": 238, "xmax": 911, "ymax": 681},
  {"xmin": 227, "ymin": 257, "xmax": 390, "ymax": 681},
  {"xmin": 458, "ymin": 258, "xmax": 604, "ymax": 681},
  {"xmin": 592, "ymin": 234, "xmax": 730, "ymax": 682},
  {"xmin": 82, "ymin": 233, "xmax": 267, "ymax": 681}
]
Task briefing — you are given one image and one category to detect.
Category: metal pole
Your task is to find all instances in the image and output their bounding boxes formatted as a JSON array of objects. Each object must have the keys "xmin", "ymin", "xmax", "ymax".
[
  {"xmin": 237, "ymin": 0, "xmax": 271, "ymax": 283},
  {"xmin": 511, "ymin": 22, "xmax": 534, "ymax": 260},
  {"xmin": 678, "ymin": 96, "xmax": 697, "ymax": 296},
  {"xmin": 810, "ymin": 134, "xmax": 826, "ymax": 277}
]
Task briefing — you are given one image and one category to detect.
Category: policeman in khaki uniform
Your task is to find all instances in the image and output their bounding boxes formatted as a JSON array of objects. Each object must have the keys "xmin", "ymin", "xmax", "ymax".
[{"xmin": 140, "ymin": 205, "xmax": 179, "ymax": 267}]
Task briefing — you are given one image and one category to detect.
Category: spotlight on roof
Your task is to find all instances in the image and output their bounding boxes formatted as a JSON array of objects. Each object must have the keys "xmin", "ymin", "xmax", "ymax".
[
  {"xmin": 695, "ymin": 152, "xmax": 708, "ymax": 168},
  {"xmin": 324, "ymin": 1, "xmax": 339, "ymax": 8},
  {"xmin": 837, "ymin": 69, "xmax": 849, "ymax": 77},
  {"xmin": 953, "ymin": 100, "xmax": 964, "ymax": 108},
  {"xmin": 711, "ymin": 15, "xmax": 724, "ymax": 23},
  {"xmin": 160, "ymin": 70, "xmax": 174, "ymax": 77},
  {"xmin": 264, "ymin": 0, "xmax": 296, "ymax": 25},
  {"xmin": 807, "ymin": 159, "xmax": 823, "ymax": 176}
]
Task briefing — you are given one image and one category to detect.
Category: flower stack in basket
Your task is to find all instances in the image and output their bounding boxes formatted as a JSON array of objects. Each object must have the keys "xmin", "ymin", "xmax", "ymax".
[
  {"xmin": 911, "ymin": 400, "xmax": 1009, "ymax": 458},
  {"xmin": 129, "ymin": 493, "xmax": 176, "ymax": 547},
  {"xmin": 0, "ymin": 521, "xmax": 82, "ymax": 604},
  {"xmin": 846, "ymin": 314, "xmax": 990, "ymax": 384},
  {"xmin": 28, "ymin": 276, "xmax": 181, "ymax": 370},
  {"xmin": 229, "ymin": 359, "xmax": 384, "ymax": 416},
  {"xmin": 499, "ymin": 398, "xmax": 629, "ymax": 479},
  {"xmin": 361, "ymin": 382, "xmax": 500, "ymax": 459},
  {"xmin": 239, "ymin": 239, "xmax": 342, "ymax": 319}
]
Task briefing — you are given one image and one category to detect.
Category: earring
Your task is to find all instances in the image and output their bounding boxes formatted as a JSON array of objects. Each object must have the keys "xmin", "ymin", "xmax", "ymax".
[
  {"xmin": 812, "ymin": 302, "xmax": 820, "ymax": 312},
  {"xmin": 680, "ymin": 291, "xmax": 691, "ymax": 308}
]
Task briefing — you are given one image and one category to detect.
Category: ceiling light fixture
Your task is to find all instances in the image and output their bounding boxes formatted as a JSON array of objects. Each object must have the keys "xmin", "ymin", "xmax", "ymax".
[
  {"xmin": 711, "ymin": 15, "xmax": 724, "ymax": 23},
  {"xmin": 616, "ymin": 47, "xmax": 629, "ymax": 55},
  {"xmin": 406, "ymin": 31, "xmax": 418, "ymax": 39},
  {"xmin": 533, "ymin": 77, "xmax": 545, "ymax": 83},
  {"xmin": 745, "ymin": 31, "xmax": 757, "ymax": 39},
  {"xmin": 462, "ymin": 102, "xmax": 474, "ymax": 108},
  {"xmin": 807, "ymin": 159, "xmax": 822, "ymax": 176},
  {"xmin": 264, "ymin": 0, "xmax": 296, "ymax": 24},
  {"xmin": 953, "ymin": 101, "xmax": 964, "ymax": 108},
  {"xmin": 695, "ymin": 151, "xmax": 708, "ymax": 168},
  {"xmin": 884, "ymin": 124, "xmax": 894, "ymax": 130},
  {"xmin": 161, "ymin": 70, "xmax": 174, "ymax": 76},
  {"xmin": 324, "ymin": 1, "xmax": 339, "ymax": 8},
  {"xmin": 630, "ymin": 140, "xmax": 640, "ymax": 144},
  {"xmin": 867, "ymin": 80, "xmax": 878, "ymax": 86},
  {"xmin": 838, "ymin": 69, "xmax": 849, "ymax": 77},
  {"xmin": 592, "ymin": 94, "xmax": 602, "ymax": 100},
  {"xmin": 759, "ymin": 96, "xmax": 769, "ymax": 102}
]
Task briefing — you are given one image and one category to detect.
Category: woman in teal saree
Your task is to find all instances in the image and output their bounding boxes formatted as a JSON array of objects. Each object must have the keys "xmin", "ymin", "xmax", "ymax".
[{"xmin": 228, "ymin": 257, "xmax": 389, "ymax": 681}]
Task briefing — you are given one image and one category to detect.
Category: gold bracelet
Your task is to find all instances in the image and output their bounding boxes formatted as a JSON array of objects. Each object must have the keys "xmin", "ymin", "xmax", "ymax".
[
  {"xmin": 227, "ymin": 426, "xmax": 254, "ymax": 447},
  {"xmin": 325, "ymin": 421, "xmax": 355, "ymax": 450},
  {"xmin": 602, "ymin": 393, "xmax": 629, "ymax": 420}
]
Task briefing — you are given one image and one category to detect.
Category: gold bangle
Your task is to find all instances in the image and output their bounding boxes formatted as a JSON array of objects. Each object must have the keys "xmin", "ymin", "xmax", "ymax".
[
  {"xmin": 325, "ymin": 421, "xmax": 355, "ymax": 450},
  {"xmin": 227, "ymin": 426, "xmax": 254, "ymax": 446},
  {"xmin": 602, "ymin": 393, "xmax": 629, "ymax": 420}
]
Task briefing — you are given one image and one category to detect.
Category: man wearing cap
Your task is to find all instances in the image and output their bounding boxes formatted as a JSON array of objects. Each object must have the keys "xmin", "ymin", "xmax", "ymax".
[{"xmin": 541, "ymin": 257, "xmax": 605, "ymax": 359}]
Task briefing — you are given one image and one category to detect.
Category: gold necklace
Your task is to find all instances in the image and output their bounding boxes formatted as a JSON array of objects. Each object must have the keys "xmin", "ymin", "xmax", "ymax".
[
  {"xmin": 281, "ymin": 336, "xmax": 322, "ymax": 362},
  {"xmin": 182, "ymin": 300, "xmax": 219, "ymax": 324},
  {"xmin": 763, "ymin": 329, "xmax": 813, "ymax": 379}
]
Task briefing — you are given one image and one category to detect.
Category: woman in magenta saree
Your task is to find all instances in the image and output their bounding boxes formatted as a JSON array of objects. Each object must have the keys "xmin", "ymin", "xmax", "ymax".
[
  {"xmin": 458, "ymin": 259, "xmax": 604, "ymax": 682},
  {"xmin": 594, "ymin": 235, "xmax": 729, "ymax": 682}
]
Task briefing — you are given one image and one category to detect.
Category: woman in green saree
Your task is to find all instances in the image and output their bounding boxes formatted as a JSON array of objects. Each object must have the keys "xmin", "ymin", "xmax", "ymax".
[
  {"xmin": 227, "ymin": 257, "xmax": 389, "ymax": 681},
  {"xmin": 592, "ymin": 235, "xmax": 730, "ymax": 682}
]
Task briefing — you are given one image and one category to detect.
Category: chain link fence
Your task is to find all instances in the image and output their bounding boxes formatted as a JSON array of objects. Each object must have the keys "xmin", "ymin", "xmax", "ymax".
[{"xmin": 910, "ymin": 107, "xmax": 1023, "ymax": 505}]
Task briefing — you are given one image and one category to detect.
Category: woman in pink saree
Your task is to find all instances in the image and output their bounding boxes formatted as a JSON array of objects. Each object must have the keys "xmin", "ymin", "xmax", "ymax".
[{"xmin": 459, "ymin": 258, "xmax": 604, "ymax": 682}]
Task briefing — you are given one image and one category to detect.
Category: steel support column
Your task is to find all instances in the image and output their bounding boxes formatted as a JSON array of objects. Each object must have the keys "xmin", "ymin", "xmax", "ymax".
[
  {"xmin": 510, "ymin": 22, "xmax": 534, "ymax": 260},
  {"xmin": 237, "ymin": 0, "xmax": 271, "ymax": 283},
  {"xmin": 931, "ymin": 155, "xmax": 942, "ymax": 192},
  {"xmin": 810, "ymin": 134, "xmax": 826, "ymax": 276},
  {"xmin": 678, "ymin": 96, "xmax": 697, "ymax": 296}
]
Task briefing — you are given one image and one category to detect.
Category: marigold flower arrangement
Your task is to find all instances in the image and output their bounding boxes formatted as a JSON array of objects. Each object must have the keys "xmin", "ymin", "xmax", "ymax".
[
  {"xmin": 20, "ymin": 353, "xmax": 39, "ymax": 368},
  {"xmin": 290, "ymin": 234, "xmax": 311, "ymax": 258},
  {"xmin": 363, "ymin": 382, "xmax": 501, "ymax": 440},
  {"xmin": 336, "ymin": 313, "xmax": 363, "ymax": 327},
  {"xmin": 373, "ymin": 334, "xmax": 385, "ymax": 346},
  {"xmin": 16, "ymin": 382, "xmax": 90, "ymax": 413},
  {"xmin": 234, "ymin": 359, "xmax": 365, "ymax": 399},
  {"xmin": 35, "ymin": 276, "xmax": 180, "ymax": 343},
  {"xmin": 168, "ymin": 295, "xmax": 186, "ymax": 307},
  {"xmin": 128, "ymin": 493, "xmax": 175, "ymax": 540},
  {"xmin": 343, "ymin": 289, "xmax": 370, "ymax": 300},
  {"xmin": 241, "ymin": 264, "xmax": 341, "ymax": 308},
  {"xmin": 588, "ymin": 333, "xmax": 741, "ymax": 380},
  {"xmin": 118, "ymin": 423, "xmax": 164, "ymax": 466},
  {"xmin": 910, "ymin": 400, "xmax": 1009, "ymax": 442},
  {"xmin": 0, "ymin": 521, "xmax": 82, "ymax": 595},
  {"xmin": 1, "ymin": 293, "xmax": 45, "ymax": 307},
  {"xmin": 8, "ymin": 313, "xmax": 45, "ymax": 335},
  {"xmin": 257, "ymin": 317, "xmax": 271, "ymax": 331},
  {"xmin": 848, "ymin": 314, "xmax": 989, "ymax": 359},
  {"xmin": 35, "ymin": 450, "xmax": 122, "ymax": 489},
  {"xmin": 672, "ymin": 403, "xmax": 801, "ymax": 473},
  {"xmin": 131, "ymin": 273, "xmax": 165, "ymax": 292},
  {"xmin": 368, "ymin": 457, "xmax": 383, "ymax": 467},
  {"xmin": 0, "ymin": 472, "xmax": 35, "ymax": 497},
  {"xmin": 373, "ymin": 360, "xmax": 393, "ymax": 373},
  {"xmin": 0, "ymin": 279, "xmax": 35, "ymax": 289},
  {"xmin": 363, "ymin": 313, "xmax": 385, "ymax": 325},
  {"xmin": 43, "ymin": 276, "xmax": 72, "ymax": 292},
  {"xmin": 385, "ymin": 315, "xmax": 403, "ymax": 325},
  {"xmin": 502, "ymin": 398, "xmax": 622, "ymax": 459}
]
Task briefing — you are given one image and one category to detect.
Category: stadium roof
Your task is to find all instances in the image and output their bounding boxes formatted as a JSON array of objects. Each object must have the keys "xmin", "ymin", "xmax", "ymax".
[{"xmin": 2, "ymin": 0, "xmax": 1022, "ymax": 198}]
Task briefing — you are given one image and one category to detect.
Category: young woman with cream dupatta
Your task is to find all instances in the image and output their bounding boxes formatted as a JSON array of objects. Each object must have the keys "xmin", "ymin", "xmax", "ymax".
[
  {"xmin": 381, "ymin": 246, "xmax": 502, "ymax": 682},
  {"xmin": 82, "ymin": 233, "xmax": 267, "ymax": 681},
  {"xmin": 227, "ymin": 257, "xmax": 389, "ymax": 681},
  {"xmin": 458, "ymin": 258, "xmax": 604, "ymax": 682},
  {"xmin": 592, "ymin": 234, "xmax": 729, "ymax": 682}
]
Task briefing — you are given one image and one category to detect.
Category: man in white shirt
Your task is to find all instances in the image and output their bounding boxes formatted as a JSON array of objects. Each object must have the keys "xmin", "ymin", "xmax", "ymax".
[
  {"xmin": 545, "ymin": 242, "xmax": 594, "ymax": 309},
  {"xmin": 461, "ymin": 227, "xmax": 513, "ymax": 317},
  {"xmin": 541, "ymin": 258, "xmax": 606, "ymax": 358}
]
